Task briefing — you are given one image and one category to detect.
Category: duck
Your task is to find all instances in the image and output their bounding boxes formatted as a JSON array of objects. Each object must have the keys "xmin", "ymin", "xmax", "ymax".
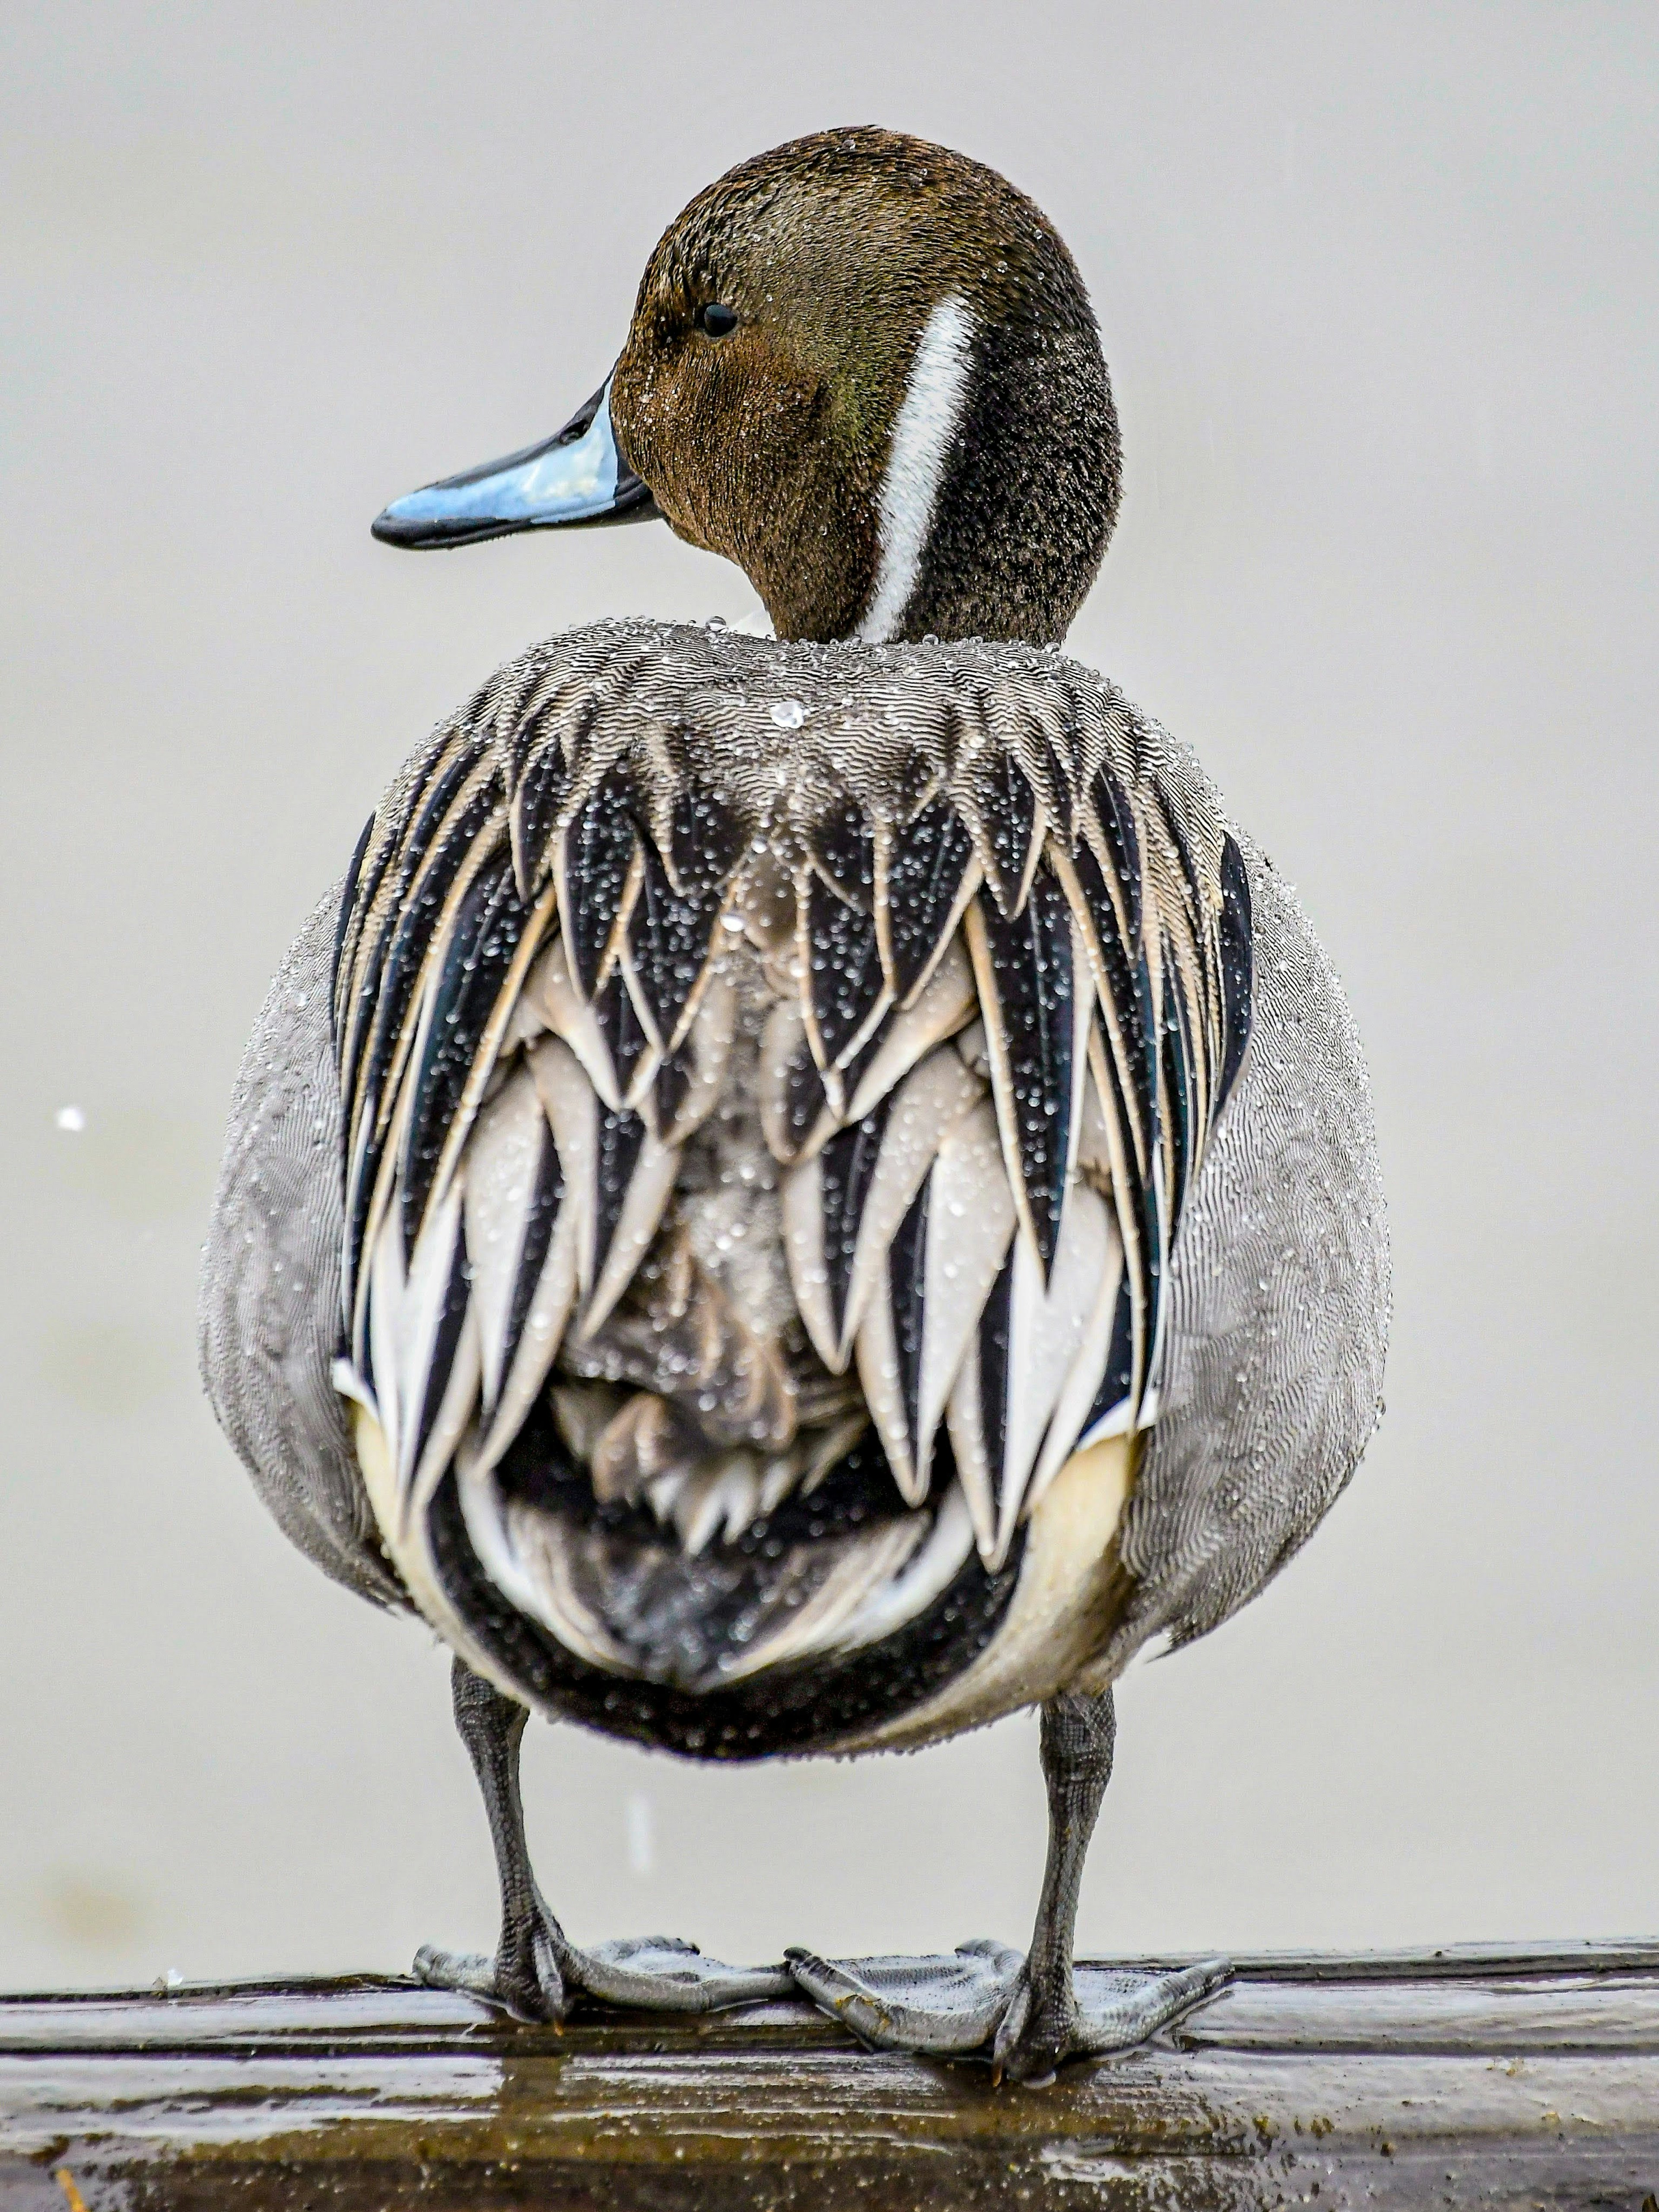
[{"xmin": 200, "ymin": 125, "xmax": 1388, "ymax": 2083}]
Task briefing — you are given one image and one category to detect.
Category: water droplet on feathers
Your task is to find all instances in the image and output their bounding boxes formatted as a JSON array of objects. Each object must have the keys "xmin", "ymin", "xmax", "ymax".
[{"xmin": 771, "ymin": 699, "xmax": 806, "ymax": 729}]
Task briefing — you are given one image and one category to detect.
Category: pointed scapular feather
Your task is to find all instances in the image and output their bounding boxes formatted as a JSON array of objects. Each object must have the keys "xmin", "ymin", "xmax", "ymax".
[
  {"xmin": 851, "ymin": 1168, "xmax": 937, "ymax": 1507},
  {"xmin": 965, "ymin": 868, "xmax": 1080, "ymax": 1278},
  {"xmin": 1024, "ymin": 1200, "xmax": 1126, "ymax": 1517},
  {"xmin": 624, "ymin": 836, "xmax": 725, "ymax": 1051},
  {"xmin": 1217, "ymin": 832, "xmax": 1253, "ymax": 1109},
  {"xmin": 829, "ymin": 1481, "xmax": 979, "ymax": 1655},
  {"xmin": 462, "ymin": 1068, "xmax": 564, "ymax": 1413},
  {"xmin": 592, "ymin": 1104, "xmax": 648, "ymax": 1291},
  {"xmin": 839, "ymin": 1048, "xmax": 982, "ymax": 1360},
  {"xmin": 1160, "ymin": 959, "xmax": 1194, "ymax": 1229},
  {"xmin": 1055, "ymin": 837, "xmax": 1154, "ymax": 1179},
  {"xmin": 918, "ymin": 1101, "xmax": 1017, "ymax": 1484},
  {"xmin": 888, "ymin": 1179, "xmax": 930, "ymax": 1478},
  {"xmin": 960, "ymin": 746, "xmax": 1039, "ymax": 916},
  {"xmin": 1087, "ymin": 765, "xmax": 1141, "ymax": 947},
  {"xmin": 528, "ymin": 1035, "xmax": 598, "ymax": 1295},
  {"xmin": 815, "ymin": 1091, "xmax": 896, "ymax": 1350},
  {"xmin": 343, "ymin": 778, "xmax": 503, "ymax": 1283},
  {"xmin": 339, "ymin": 737, "xmax": 494, "ymax": 1098},
  {"xmin": 1081, "ymin": 1026, "xmax": 1151, "ymax": 1416},
  {"xmin": 331, "ymin": 812, "xmax": 375, "ymax": 1036},
  {"xmin": 1074, "ymin": 1268, "xmax": 1136, "ymax": 1449},
  {"xmin": 878, "ymin": 793, "xmax": 980, "ymax": 1004},
  {"xmin": 470, "ymin": 1216, "xmax": 582, "ymax": 1482},
  {"xmin": 394, "ymin": 1183, "xmax": 471, "ymax": 1507},
  {"xmin": 581, "ymin": 1126, "xmax": 679, "ymax": 1338},
  {"xmin": 804, "ymin": 873, "xmax": 890, "ymax": 1070},
  {"xmin": 505, "ymin": 719, "xmax": 573, "ymax": 900},
  {"xmin": 808, "ymin": 797, "xmax": 877, "ymax": 911},
  {"xmin": 337, "ymin": 731, "xmax": 483, "ymax": 1039},
  {"xmin": 398, "ymin": 851, "xmax": 528, "ymax": 1251},
  {"xmin": 365, "ymin": 1207, "xmax": 408, "ymax": 1474},
  {"xmin": 651, "ymin": 974, "xmax": 736, "ymax": 1146},
  {"xmin": 593, "ymin": 965, "xmax": 657, "ymax": 1106},
  {"xmin": 842, "ymin": 933, "xmax": 978, "ymax": 1127},
  {"xmin": 946, "ymin": 1183, "xmax": 1112, "ymax": 1569},
  {"xmin": 945, "ymin": 1240, "xmax": 1012, "ymax": 1564},
  {"xmin": 666, "ymin": 779, "xmax": 745, "ymax": 899},
  {"xmin": 528, "ymin": 933, "xmax": 624, "ymax": 1111},
  {"xmin": 759, "ymin": 998, "xmax": 831, "ymax": 1166},
  {"xmin": 556, "ymin": 760, "xmax": 639, "ymax": 997}
]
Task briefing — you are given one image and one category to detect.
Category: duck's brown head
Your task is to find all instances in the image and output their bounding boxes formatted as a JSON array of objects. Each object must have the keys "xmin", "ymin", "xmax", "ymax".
[{"xmin": 375, "ymin": 128, "xmax": 1120, "ymax": 647}]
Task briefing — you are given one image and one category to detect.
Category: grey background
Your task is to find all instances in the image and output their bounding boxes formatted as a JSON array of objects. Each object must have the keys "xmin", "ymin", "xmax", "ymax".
[{"xmin": 3, "ymin": 1, "xmax": 1654, "ymax": 1990}]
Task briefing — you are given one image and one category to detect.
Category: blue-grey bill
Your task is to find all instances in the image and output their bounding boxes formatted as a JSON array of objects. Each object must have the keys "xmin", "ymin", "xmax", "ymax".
[{"xmin": 372, "ymin": 378, "xmax": 659, "ymax": 548}]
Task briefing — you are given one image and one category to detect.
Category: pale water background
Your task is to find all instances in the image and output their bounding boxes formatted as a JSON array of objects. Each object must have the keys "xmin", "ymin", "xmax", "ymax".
[{"xmin": 2, "ymin": 2, "xmax": 1655, "ymax": 1988}]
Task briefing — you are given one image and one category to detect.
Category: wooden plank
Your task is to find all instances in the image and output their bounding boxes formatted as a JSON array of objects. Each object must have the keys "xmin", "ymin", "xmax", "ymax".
[{"xmin": 3, "ymin": 1946, "xmax": 1658, "ymax": 2208}]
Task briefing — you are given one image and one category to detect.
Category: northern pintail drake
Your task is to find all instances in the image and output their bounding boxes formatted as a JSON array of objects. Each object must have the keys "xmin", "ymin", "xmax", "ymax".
[{"xmin": 202, "ymin": 127, "xmax": 1387, "ymax": 2080}]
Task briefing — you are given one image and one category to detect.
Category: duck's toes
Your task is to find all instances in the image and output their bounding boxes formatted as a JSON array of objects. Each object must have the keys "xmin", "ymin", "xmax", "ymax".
[
  {"xmin": 414, "ymin": 1929, "xmax": 568, "ymax": 2024},
  {"xmin": 995, "ymin": 1956, "xmax": 1234, "ymax": 2084},
  {"xmin": 785, "ymin": 1938, "xmax": 1024, "ymax": 2053},
  {"xmin": 573, "ymin": 1933, "xmax": 795, "ymax": 2012},
  {"xmin": 416, "ymin": 1928, "xmax": 791, "ymax": 2021},
  {"xmin": 785, "ymin": 1944, "xmax": 1231, "ymax": 2078}
]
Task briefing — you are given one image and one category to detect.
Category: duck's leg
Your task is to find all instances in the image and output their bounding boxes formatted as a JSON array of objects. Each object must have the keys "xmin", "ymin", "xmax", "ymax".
[
  {"xmin": 414, "ymin": 1657, "xmax": 792, "ymax": 2020},
  {"xmin": 788, "ymin": 1687, "xmax": 1230, "ymax": 2080}
]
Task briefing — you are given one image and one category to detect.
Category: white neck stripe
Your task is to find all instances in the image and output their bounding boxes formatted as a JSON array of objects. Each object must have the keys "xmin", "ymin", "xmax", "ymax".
[{"xmin": 855, "ymin": 294, "xmax": 975, "ymax": 644}]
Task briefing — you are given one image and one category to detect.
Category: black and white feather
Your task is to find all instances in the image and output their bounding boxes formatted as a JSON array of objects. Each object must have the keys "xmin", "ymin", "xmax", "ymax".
[{"xmin": 327, "ymin": 622, "xmax": 1253, "ymax": 1694}]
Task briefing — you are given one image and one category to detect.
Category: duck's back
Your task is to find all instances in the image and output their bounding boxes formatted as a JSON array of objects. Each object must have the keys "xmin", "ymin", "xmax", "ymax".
[{"xmin": 209, "ymin": 619, "xmax": 1381, "ymax": 1759}]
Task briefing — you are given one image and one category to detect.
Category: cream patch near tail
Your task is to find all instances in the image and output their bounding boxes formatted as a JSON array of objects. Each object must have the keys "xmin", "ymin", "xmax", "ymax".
[{"xmin": 837, "ymin": 1433, "xmax": 1138, "ymax": 1754}]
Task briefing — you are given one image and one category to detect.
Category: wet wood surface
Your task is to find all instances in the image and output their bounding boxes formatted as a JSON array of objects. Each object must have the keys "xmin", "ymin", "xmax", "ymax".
[{"xmin": 3, "ymin": 1943, "xmax": 1658, "ymax": 2208}]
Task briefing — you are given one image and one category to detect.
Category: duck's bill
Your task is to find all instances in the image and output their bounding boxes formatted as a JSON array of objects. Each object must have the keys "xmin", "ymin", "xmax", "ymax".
[{"xmin": 371, "ymin": 378, "xmax": 659, "ymax": 549}]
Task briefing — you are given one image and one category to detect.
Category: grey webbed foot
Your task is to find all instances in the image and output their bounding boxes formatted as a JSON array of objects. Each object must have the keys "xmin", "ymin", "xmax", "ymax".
[
  {"xmin": 786, "ymin": 1938, "xmax": 1023, "ymax": 2052},
  {"xmin": 417, "ymin": 1923, "xmax": 791, "ymax": 2022},
  {"xmin": 431, "ymin": 1660, "xmax": 791, "ymax": 2024},
  {"xmin": 787, "ymin": 1942, "xmax": 1228, "ymax": 2077}
]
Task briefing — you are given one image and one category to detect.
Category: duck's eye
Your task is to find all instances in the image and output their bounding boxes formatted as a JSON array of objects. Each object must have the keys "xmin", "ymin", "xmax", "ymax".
[{"xmin": 697, "ymin": 302, "xmax": 738, "ymax": 338}]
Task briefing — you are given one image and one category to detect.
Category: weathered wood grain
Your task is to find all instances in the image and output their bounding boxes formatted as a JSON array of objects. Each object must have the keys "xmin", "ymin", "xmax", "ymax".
[{"xmin": 3, "ymin": 1945, "xmax": 1657, "ymax": 2208}]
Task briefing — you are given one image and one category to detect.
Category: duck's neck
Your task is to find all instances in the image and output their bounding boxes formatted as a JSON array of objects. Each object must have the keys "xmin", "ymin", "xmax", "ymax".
[{"xmin": 822, "ymin": 299, "xmax": 1121, "ymax": 649}]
